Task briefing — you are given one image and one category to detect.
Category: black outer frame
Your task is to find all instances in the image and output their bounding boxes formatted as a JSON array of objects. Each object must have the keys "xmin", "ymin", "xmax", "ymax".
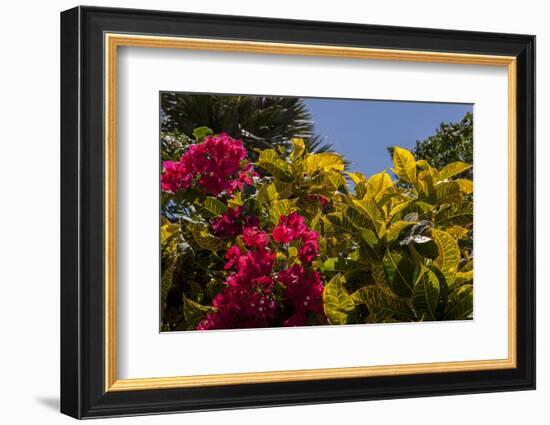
[{"xmin": 60, "ymin": 5, "xmax": 536, "ymax": 419}]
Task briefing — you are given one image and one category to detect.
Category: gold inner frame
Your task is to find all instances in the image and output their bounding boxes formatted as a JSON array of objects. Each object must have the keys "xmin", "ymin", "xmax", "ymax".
[{"xmin": 104, "ymin": 33, "xmax": 517, "ymax": 392}]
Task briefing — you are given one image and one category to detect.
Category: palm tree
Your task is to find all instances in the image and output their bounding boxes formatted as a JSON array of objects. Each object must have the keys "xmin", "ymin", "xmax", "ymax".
[{"xmin": 160, "ymin": 93, "xmax": 337, "ymax": 156}]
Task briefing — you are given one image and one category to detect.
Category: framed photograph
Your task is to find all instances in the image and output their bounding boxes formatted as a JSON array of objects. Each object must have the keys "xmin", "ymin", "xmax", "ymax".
[{"xmin": 60, "ymin": 6, "xmax": 535, "ymax": 419}]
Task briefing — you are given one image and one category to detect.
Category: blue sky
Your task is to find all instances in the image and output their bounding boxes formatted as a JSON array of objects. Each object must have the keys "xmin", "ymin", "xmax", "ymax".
[{"xmin": 304, "ymin": 98, "xmax": 472, "ymax": 177}]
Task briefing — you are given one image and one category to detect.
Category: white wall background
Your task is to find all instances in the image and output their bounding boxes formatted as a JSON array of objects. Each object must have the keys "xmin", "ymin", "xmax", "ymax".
[{"xmin": 0, "ymin": 0, "xmax": 545, "ymax": 423}]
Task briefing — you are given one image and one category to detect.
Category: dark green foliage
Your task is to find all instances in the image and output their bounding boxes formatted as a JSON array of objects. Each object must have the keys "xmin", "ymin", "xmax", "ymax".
[
  {"xmin": 388, "ymin": 112, "xmax": 473, "ymax": 179},
  {"xmin": 161, "ymin": 93, "xmax": 336, "ymax": 156}
]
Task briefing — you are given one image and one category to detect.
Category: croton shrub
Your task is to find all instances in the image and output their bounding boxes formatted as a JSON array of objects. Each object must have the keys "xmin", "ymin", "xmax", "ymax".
[{"xmin": 160, "ymin": 127, "xmax": 474, "ymax": 331}]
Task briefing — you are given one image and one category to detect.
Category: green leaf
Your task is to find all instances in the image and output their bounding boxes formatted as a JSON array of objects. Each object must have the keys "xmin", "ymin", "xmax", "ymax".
[
  {"xmin": 320, "ymin": 257, "xmax": 356, "ymax": 273},
  {"xmin": 444, "ymin": 284, "xmax": 473, "ymax": 320},
  {"xmin": 456, "ymin": 270, "xmax": 473, "ymax": 284},
  {"xmin": 161, "ymin": 222, "xmax": 181, "ymax": 260},
  {"xmin": 346, "ymin": 172, "xmax": 366, "ymax": 185},
  {"xmin": 346, "ymin": 172, "xmax": 367, "ymax": 198},
  {"xmin": 431, "ymin": 228, "xmax": 460, "ymax": 287},
  {"xmin": 433, "ymin": 181, "xmax": 462, "ymax": 205},
  {"xmin": 304, "ymin": 153, "xmax": 345, "ymax": 173},
  {"xmin": 324, "ymin": 212, "xmax": 355, "ymax": 233},
  {"xmin": 352, "ymin": 198, "xmax": 383, "ymax": 222},
  {"xmin": 309, "ymin": 210, "xmax": 322, "ymax": 232},
  {"xmin": 192, "ymin": 126, "xmax": 214, "ymax": 141},
  {"xmin": 366, "ymin": 171, "xmax": 393, "ymax": 201},
  {"xmin": 323, "ymin": 274, "xmax": 355, "ymax": 325},
  {"xmin": 392, "ymin": 146, "xmax": 416, "ymax": 184},
  {"xmin": 323, "ymin": 170, "xmax": 347, "ymax": 190},
  {"xmin": 227, "ymin": 191, "xmax": 243, "ymax": 208},
  {"xmin": 352, "ymin": 285, "xmax": 413, "ymax": 321},
  {"xmin": 273, "ymin": 180, "xmax": 294, "ymax": 197},
  {"xmin": 445, "ymin": 225, "xmax": 470, "ymax": 240},
  {"xmin": 438, "ymin": 161, "xmax": 472, "ymax": 181},
  {"xmin": 416, "ymin": 159, "xmax": 431, "ymax": 170},
  {"xmin": 258, "ymin": 182, "xmax": 279, "ymax": 203},
  {"xmin": 346, "ymin": 206, "xmax": 372, "ymax": 229},
  {"xmin": 371, "ymin": 262, "xmax": 386, "ymax": 285},
  {"xmin": 183, "ymin": 296, "xmax": 215, "ymax": 329},
  {"xmin": 383, "ymin": 250, "xmax": 415, "ymax": 297},
  {"xmin": 388, "ymin": 201, "xmax": 411, "ymax": 221},
  {"xmin": 257, "ymin": 149, "xmax": 292, "ymax": 181},
  {"xmin": 450, "ymin": 270, "xmax": 474, "ymax": 292},
  {"xmin": 456, "ymin": 179, "xmax": 473, "ymax": 194},
  {"xmin": 276, "ymin": 253, "xmax": 288, "ymax": 265},
  {"xmin": 418, "ymin": 168, "xmax": 438, "ymax": 197},
  {"xmin": 358, "ymin": 227, "xmax": 379, "ymax": 249},
  {"xmin": 191, "ymin": 226, "xmax": 225, "ymax": 252},
  {"xmin": 291, "ymin": 138, "xmax": 306, "ymax": 160},
  {"xmin": 288, "ymin": 246, "xmax": 298, "ymax": 258},
  {"xmin": 269, "ymin": 199, "xmax": 296, "ymax": 224},
  {"xmin": 161, "ymin": 260, "xmax": 175, "ymax": 309},
  {"xmin": 412, "ymin": 266, "xmax": 440, "ymax": 320},
  {"xmin": 386, "ymin": 221, "xmax": 416, "ymax": 244},
  {"xmin": 196, "ymin": 196, "xmax": 228, "ymax": 217},
  {"xmin": 351, "ymin": 199, "xmax": 386, "ymax": 237},
  {"xmin": 435, "ymin": 202, "xmax": 473, "ymax": 226}
]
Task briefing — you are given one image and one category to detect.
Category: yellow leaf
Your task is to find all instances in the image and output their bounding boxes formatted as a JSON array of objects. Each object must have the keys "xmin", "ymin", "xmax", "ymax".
[
  {"xmin": 227, "ymin": 191, "xmax": 243, "ymax": 208},
  {"xmin": 366, "ymin": 171, "xmax": 393, "ymax": 200},
  {"xmin": 431, "ymin": 228, "xmax": 460, "ymax": 286},
  {"xmin": 257, "ymin": 149, "xmax": 292, "ymax": 181},
  {"xmin": 323, "ymin": 274, "xmax": 355, "ymax": 325},
  {"xmin": 417, "ymin": 168, "xmax": 438, "ymax": 197},
  {"xmin": 434, "ymin": 181, "xmax": 462, "ymax": 205},
  {"xmin": 269, "ymin": 199, "xmax": 296, "ymax": 224},
  {"xmin": 304, "ymin": 153, "xmax": 345, "ymax": 173},
  {"xmin": 386, "ymin": 221, "xmax": 416, "ymax": 244},
  {"xmin": 346, "ymin": 172, "xmax": 366, "ymax": 185},
  {"xmin": 445, "ymin": 225, "xmax": 470, "ymax": 239},
  {"xmin": 416, "ymin": 159, "xmax": 431, "ymax": 170},
  {"xmin": 412, "ymin": 266, "xmax": 440, "ymax": 320},
  {"xmin": 161, "ymin": 222, "xmax": 180, "ymax": 257},
  {"xmin": 392, "ymin": 146, "xmax": 416, "ymax": 184},
  {"xmin": 290, "ymin": 138, "xmax": 305, "ymax": 160},
  {"xmin": 456, "ymin": 179, "xmax": 473, "ymax": 194},
  {"xmin": 438, "ymin": 161, "xmax": 472, "ymax": 181}
]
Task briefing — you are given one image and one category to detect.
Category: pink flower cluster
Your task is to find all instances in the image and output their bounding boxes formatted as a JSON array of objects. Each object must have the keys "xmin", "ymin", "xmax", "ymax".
[
  {"xmin": 210, "ymin": 206, "xmax": 259, "ymax": 238},
  {"xmin": 197, "ymin": 225, "xmax": 277, "ymax": 330},
  {"xmin": 161, "ymin": 133, "xmax": 257, "ymax": 196},
  {"xmin": 278, "ymin": 264, "xmax": 324, "ymax": 326},
  {"xmin": 272, "ymin": 212, "xmax": 320, "ymax": 264},
  {"xmin": 198, "ymin": 212, "xmax": 325, "ymax": 330}
]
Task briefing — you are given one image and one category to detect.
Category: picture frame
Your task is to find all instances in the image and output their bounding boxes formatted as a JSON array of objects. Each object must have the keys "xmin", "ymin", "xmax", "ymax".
[{"xmin": 60, "ymin": 5, "xmax": 535, "ymax": 419}]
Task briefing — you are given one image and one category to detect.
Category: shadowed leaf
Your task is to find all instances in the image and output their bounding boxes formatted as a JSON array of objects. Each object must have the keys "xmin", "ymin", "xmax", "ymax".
[{"xmin": 323, "ymin": 274, "xmax": 355, "ymax": 325}]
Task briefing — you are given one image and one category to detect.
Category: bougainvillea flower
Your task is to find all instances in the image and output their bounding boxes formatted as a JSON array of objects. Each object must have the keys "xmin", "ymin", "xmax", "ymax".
[
  {"xmin": 161, "ymin": 133, "xmax": 254, "ymax": 196},
  {"xmin": 286, "ymin": 212, "xmax": 307, "ymax": 237},
  {"xmin": 277, "ymin": 263, "xmax": 305, "ymax": 287},
  {"xmin": 300, "ymin": 229, "xmax": 319, "ymax": 243},
  {"xmin": 298, "ymin": 239, "xmax": 319, "ymax": 263},
  {"xmin": 272, "ymin": 223, "xmax": 294, "ymax": 243},
  {"xmin": 199, "ymin": 210, "xmax": 324, "ymax": 330},
  {"xmin": 278, "ymin": 265, "xmax": 324, "ymax": 327},
  {"xmin": 242, "ymin": 226, "xmax": 270, "ymax": 250},
  {"xmin": 244, "ymin": 215, "xmax": 260, "ymax": 228},
  {"xmin": 197, "ymin": 273, "xmax": 277, "ymax": 330},
  {"xmin": 211, "ymin": 206, "xmax": 243, "ymax": 237},
  {"xmin": 223, "ymin": 245, "xmax": 242, "ymax": 270},
  {"xmin": 236, "ymin": 250, "xmax": 275, "ymax": 280},
  {"xmin": 273, "ymin": 212, "xmax": 308, "ymax": 243},
  {"xmin": 160, "ymin": 160, "xmax": 193, "ymax": 193}
]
